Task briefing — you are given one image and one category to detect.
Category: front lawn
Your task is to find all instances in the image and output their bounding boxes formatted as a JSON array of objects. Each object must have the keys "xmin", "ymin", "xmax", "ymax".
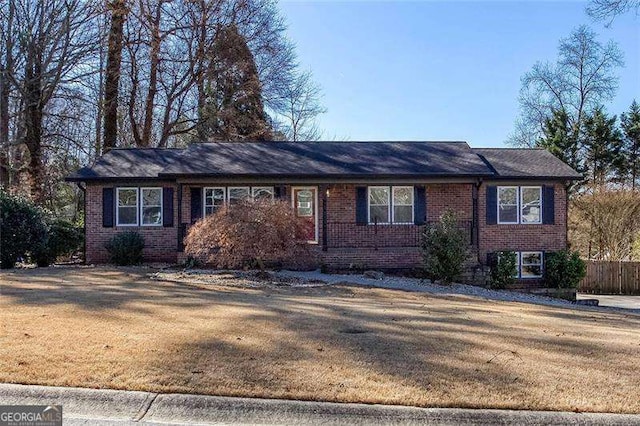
[{"xmin": 1, "ymin": 267, "xmax": 639, "ymax": 413}]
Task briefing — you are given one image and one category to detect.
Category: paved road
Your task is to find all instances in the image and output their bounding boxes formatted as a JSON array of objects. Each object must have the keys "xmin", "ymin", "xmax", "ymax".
[
  {"xmin": 577, "ymin": 294, "xmax": 640, "ymax": 310},
  {"xmin": 1, "ymin": 383, "xmax": 639, "ymax": 425}
]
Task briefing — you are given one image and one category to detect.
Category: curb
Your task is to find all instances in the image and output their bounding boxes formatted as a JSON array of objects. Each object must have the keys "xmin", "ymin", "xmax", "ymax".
[{"xmin": 1, "ymin": 383, "xmax": 639, "ymax": 425}]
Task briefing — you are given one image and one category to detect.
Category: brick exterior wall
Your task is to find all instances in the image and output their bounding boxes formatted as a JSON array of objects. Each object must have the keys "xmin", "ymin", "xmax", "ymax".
[
  {"xmin": 319, "ymin": 183, "xmax": 474, "ymax": 271},
  {"xmin": 85, "ymin": 182, "xmax": 179, "ymax": 264},
  {"xmin": 86, "ymin": 180, "xmax": 568, "ymax": 286},
  {"xmin": 477, "ymin": 182, "xmax": 568, "ymax": 261}
]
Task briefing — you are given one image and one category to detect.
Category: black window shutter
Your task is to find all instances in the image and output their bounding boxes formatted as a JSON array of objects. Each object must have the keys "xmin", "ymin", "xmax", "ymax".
[
  {"xmin": 191, "ymin": 187, "xmax": 202, "ymax": 224},
  {"xmin": 163, "ymin": 187, "xmax": 174, "ymax": 227},
  {"xmin": 486, "ymin": 252, "xmax": 498, "ymax": 267},
  {"xmin": 414, "ymin": 186, "xmax": 426, "ymax": 225},
  {"xmin": 486, "ymin": 186, "xmax": 497, "ymax": 225},
  {"xmin": 355, "ymin": 186, "xmax": 367, "ymax": 225},
  {"xmin": 274, "ymin": 185, "xmax": 287, "ymax": 200},
  {"xmin": 102, "ymin": 187, "xmax": 114, "ymax": 228},
  {"xmin": 542, "ymin": 185, "xmax": 555, "ymax": 224}
]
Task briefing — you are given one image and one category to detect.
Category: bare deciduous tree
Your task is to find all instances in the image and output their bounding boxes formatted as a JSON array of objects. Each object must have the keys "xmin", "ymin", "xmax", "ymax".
[
  {"xmin": 103, "ymin": 0, "xmax": 129, "ymax": 153},
  {"xmin": 277, "ymin": 70, "xmax": 326, "ymax": 141},
  {"xmin": 587, "ymin": 0, "xmax": 640, "ymax": 25},
  {"xmin": 5, "ymin": 0, "xmax": 99, "ymax": 202},
  {"xmin": 570, "ymin": 190, "xmax": 640, "ymax": 260},
  {"xmin": 510, "ymin": 26, "xmax": 624, "ymax": 150}
]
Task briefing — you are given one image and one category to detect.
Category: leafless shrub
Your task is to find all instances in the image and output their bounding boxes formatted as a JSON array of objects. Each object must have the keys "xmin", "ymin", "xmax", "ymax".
[
  {"xmin": 570, "ymin": 189, "xmax": 640, "ymax": 260},
  {"xmin": 184, "ymin": 199, "xmax": 315, "ymax": 270}
]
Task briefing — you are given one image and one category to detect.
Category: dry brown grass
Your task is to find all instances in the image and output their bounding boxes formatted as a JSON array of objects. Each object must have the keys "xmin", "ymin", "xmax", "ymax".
[{"xmin": 1, "ymin": 266, "xmax": 639, "ymax": 413}]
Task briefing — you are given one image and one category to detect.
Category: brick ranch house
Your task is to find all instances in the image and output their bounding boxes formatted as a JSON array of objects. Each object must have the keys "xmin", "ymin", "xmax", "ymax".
[{"xmin": 67, "ymin": 141, "xmax": 581, "ymax": 285}]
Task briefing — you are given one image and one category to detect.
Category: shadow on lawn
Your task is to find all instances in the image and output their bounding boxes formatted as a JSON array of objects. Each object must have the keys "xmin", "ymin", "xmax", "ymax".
[{"xmin": 3, "ymin": 266, "xmax": 638, "ymax": 411}]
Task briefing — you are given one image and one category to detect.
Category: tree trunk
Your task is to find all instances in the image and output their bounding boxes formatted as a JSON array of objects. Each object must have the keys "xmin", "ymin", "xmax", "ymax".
[
  {"xmin": 0, "ymin": 1, "xmax": 14, "ymax": 186},
  {"xmin": 0, "ymin": 63, "xmax": 10, "ymax": 186},
  {"xmin": 141, "ymin": 1, "xmax": 162, "ymax": 147},
  {"xmin": 24, "ymin": 53, "xmax": 45, "ymax": 203},
  {"xmin": 103, "ymin": 0, "xmax": 127, "ymax": 153}
]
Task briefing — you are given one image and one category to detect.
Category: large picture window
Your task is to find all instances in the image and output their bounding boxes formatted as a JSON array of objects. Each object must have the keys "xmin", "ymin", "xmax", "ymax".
[
  {"xmin": 116, "ymin": 188, "xmax": 139, "ymax": 226},
  {"xmin": 141, "ymin": 188, "xmax": 162, "ymax": 226},
  {"xmin": 368, "ymin": 186, "xmax": 414, "ymax": 224},
  {"xmin": 497, "ymin": 186, "xmax": 542, "ymax": 224},
  {"xmin": 204, "ymin": 188, "xmax": 225, "ymax": 215}
]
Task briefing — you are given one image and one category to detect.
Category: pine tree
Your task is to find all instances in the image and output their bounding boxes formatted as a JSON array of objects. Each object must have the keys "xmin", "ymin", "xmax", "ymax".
[
  {"xmin": 201, "ymin": 24, "xmax": 272, "ymax": 141},
  {"xmin": 582, "ymin": 107, "xmax": 623, "ymax": 187},
  {"xmin": 620, "ymin": 100, "xmax": 640, "ymax": 190},
  {"xmin": 537, "ymin": 108, "xmax": 582, "ymax": 173}
]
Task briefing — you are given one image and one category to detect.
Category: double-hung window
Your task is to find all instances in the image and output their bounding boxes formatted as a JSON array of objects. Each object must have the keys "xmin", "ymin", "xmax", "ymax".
[
  {"xmin": 368, "ymin": 187, "xmax": 390, "ymax": 224},
  {"xmin": 141, "ymin": 188, "xmax": 162, "ymax": 226},
  {"xmin": 520, "ymin": 187, "xmax": 542, "ymax": 224},
  {"xmin": 116, "ymin": 188, "xmax": 139, "ymax": 226},
  {"xmin": 392, "ymin": 186, "xmax": 414, "ymax": 224},
  {"xmin": 497, "ymin": 186, "xmax": 541, "ymax": 224},
  {"xmin": 368, "ymin": 186, "xmax": 414, "ymax": 224},
  {"xmin": 204, "ymin": 188, "xmax": 225, "ymax": 215}
]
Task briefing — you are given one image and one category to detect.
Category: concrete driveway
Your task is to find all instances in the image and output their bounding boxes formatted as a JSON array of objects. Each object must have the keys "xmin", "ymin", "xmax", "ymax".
[{"xmin": 577, "ymin": 294, "xmax": 640, "ymax": 311}]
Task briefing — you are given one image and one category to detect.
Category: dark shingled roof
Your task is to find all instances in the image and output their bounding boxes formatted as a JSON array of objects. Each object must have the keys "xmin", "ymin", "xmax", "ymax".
[
  {"xmin": 67, "ymin": 148, "xmax": 185, "ymax": 180},
  {"xmin": 158, "ymin": 141, "xmax": 494, "ymax": 178},
  {"xmin": 473, "ymin": 148, "xmax": 582, "ymax": 179},
  {"xmin": 66, "ymin": 141, "xmax": 582, "ymax": 182}
]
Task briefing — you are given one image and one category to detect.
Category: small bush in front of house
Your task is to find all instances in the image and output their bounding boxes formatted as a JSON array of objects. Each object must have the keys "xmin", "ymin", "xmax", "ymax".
[
  {"xmin": 490, "ymin": 250, "xmax": 518, "ymax": 289},
  {"xmin": 32, "ymin": 219, "xmax": 84, "ymax": 267},
  {"xmin": 31, "ymin": 219, "xmax": 85, "ymax": 267},
  {"xmin": 0, "ymin": 190, "xmax": 49, "ymax": 269},
  {"xmin": 544, "ymin": 250, "xmax": 586, "ymax": 289},
  {"xmin": 421, "ymin": 210, "xmax": 469, "ymax": 284},
  {"xmin": 184, "ymin": 199, "xmax": 313, "ymax": 270},
  {"xmin": 105, "ymin": 231, "xmax": 145, "ymax": 266},
  {"xmin": 44, "ymin": 219, "xmax": 84, "ymax": 262}
]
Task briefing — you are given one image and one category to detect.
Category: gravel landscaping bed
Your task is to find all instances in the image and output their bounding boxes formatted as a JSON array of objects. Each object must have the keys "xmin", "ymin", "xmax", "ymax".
[
  {"xmin": 274, "ymin": 270, "xmax": 639, "ymax": 313},
  {"xmin": 150, "ymin": 269, "xmax": 330, "ymax": 289},
  {"xmin": 149, "ymin": 267, "xmax": 638, "ymax": 314}
]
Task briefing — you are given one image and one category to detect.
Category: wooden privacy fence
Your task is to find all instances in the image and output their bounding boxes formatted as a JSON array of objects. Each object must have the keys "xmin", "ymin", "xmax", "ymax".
[{"xmin": 579, "ymin": 261, "xmax": 640, "ymax": 295}]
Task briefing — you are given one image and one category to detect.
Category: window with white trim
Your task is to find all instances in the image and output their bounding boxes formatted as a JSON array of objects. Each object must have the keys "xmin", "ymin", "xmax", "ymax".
[
  {"xmin": 392, "ymin": 186, "xmax": 414, "ymax": 224},
  {"xmin": 498, "ymin": 186, "xmax": 542, "ymax": 224},
  {"xmin": 204, "ymin": 187, "xmax": 225, "ymax": 215},
  {"xmin": 497, "ymin": 186, "xmax": 518, "ymax": 224},
  {"xmin": 368, "ymin": 186, "xmax": 390, "ymax": 224},
  {"xmin": 520, "ymin": 187, "xmax": 542, "ymax": 224},
  {"xmin": 228, "ymin": 187, "xmax": 250, "ymax": 205},
  {"xmin": 368, "ymin": 186, "xmax": 415, "ymax": 224},
  {"xmin": 116, "ymin": 188, "xmax": 139, "ymax": 226},
  {"xmin": 520, "ymin": 252, "xmax": 543, "ymax": 278},
  {"xmin": 141, "ymin": 188, "xmax": 162, "ymax": 226},
  {"xmin": 252, "ymin": 186, "xmax": 274, "ymax": 201}
]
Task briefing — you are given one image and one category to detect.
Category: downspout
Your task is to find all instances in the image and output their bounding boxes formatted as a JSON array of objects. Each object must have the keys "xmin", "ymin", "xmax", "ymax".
[
  {"xmin": 177, "ymin": 183, "xmax": 183, "ymax": 252},
  {"xmin": 321, "ymin": 185, "xmax": 328, "ymax": 252},
  {"xmin": 76, "ymin": 182, "xmax": 86, "ymax": 264},
  {"xmin": 473, "ymin": 178, "xmax": 482, "ymax": 264},
  {"xmin": 564, "ymin": 180, "xmax": 570, "ymax": 251}
]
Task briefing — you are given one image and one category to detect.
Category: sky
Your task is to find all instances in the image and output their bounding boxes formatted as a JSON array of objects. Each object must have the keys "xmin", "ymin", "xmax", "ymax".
[{"xmin": 279, "ymin": 1, "xmax": 640, "ymax": 147}]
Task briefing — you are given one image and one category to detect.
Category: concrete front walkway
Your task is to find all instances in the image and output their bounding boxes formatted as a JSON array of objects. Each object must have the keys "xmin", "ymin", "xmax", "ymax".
[
  {"xmin": 1, "ymin": 383, "xmax": 639, "ymax": 425},
  {"xmin": 577, "ymin": 294, "xmax": 640, "ymax": 311}
]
